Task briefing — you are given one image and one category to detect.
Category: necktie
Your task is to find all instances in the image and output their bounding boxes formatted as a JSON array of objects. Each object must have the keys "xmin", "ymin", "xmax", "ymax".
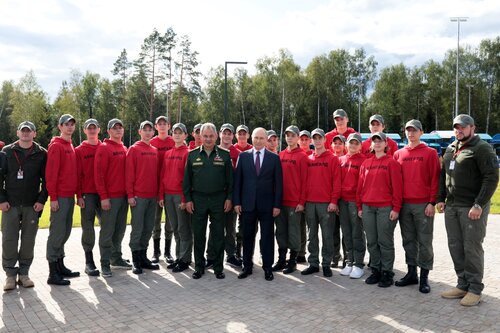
[{"xmin": 255, "ymin": 151, "xmax": 261, "ymax": 176}]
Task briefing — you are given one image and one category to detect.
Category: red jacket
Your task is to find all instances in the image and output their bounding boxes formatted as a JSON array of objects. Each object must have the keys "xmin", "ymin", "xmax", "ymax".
[
  {"xmin": 126, "ymin": 141, "xmax": 158, "ymax": 199},
  {"xmin": 362, "ymin": 137, "xmax": 399, "ymax": 157},
  {"xmin": 280, "ymin": 147, "xmax": 308, "ymax": 207},
  {"xmin": 46, "ymin": 137, "xmax": 77, "ymax": 200},
  {"xmin": 94, "ymin": 139, "xmax": 127, "ymax": 200},
  {"xmin": 233, "ymin": 143, "xmax": 253, "ymax": 152},
  {"xmin": 356, "ymin": 154, "xmax": 403, "ymax": 212},
  {"xmin": 188, "ymin": 140, "xmax": 201, "ymax": 150},
  {"xmin": 339, "ymin": 152, "xmax": 366, "ymax": 202},
  {"xmin": 151, "ymin": 136, "xmax": 174, "ymax": 176},
  {"xmin": 305, "ymin": 150, "xmax": 341, "ymax": 204},
  {"xmin": 159, "ymin": 145, "xmax": 188, "ymax": 200},
  {"xmin": 393, "ymin": 143, "xmax": 441, "ymax": 204},
  {"xmin": 75, "ymin": 140, "xmax": 101, "ymax": 198},
  {"xmin": 325, "ymin": 127, "xmax": 357, "ymax": 150}
]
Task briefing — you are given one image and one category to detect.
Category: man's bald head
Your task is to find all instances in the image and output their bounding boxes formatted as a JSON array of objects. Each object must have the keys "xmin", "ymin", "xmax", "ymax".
[{"xmin": 252, "ymin": 127, "xmax": 267, "ymax": 150}]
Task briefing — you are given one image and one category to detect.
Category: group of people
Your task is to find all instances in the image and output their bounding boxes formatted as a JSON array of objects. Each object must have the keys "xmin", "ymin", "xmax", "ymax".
[{"xmin": 1, "ymin": 109, "xmax": 497, "ymax": 308}]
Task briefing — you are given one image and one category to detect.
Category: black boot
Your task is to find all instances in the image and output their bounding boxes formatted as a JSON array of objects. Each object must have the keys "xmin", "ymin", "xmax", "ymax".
[
  {"xmin": 58, "ymin": 257, "xmax": 80, "ymax": 277},
  {"xmin": 419, "ymin": 268, "xmax": 431, "ymax": 294},
  {"xmin": 84, "ymin": 251, "xmax": 100, "ymax": 276},
  {"xmin": 272, "ymin": 249, "xmax": 287, "ymax": 271},
  {"xmin": 378, "ymin": 271, "xmax": 394, "ymax": 288},
  {"xmin": 132, "ymin": 251, "xmax": 143, "ymax": 275},
  {"xmin": 47, "ymin": 261, "xmax": 70, "ymax": 285},
  {"xmin": 283, "ymin": 251, "xmax": 297, "ymax": 274},
  {"xmin": 141, "ymin": 249, "xmax": 160, "ymax": 270},
  {"xmin": 395, "ymin": 265, "xmax": 418, "ymax": 287},
  {"xmin": 365, "ymin": 267, "xmax": 381, "ymax": 285},
  {"xmin": 164, "ymin": 239, "xmax": 174, "ymax": 263},
  {"xmin": 152, "ymin": 238, "xmax": 161, "ymax": 264}
]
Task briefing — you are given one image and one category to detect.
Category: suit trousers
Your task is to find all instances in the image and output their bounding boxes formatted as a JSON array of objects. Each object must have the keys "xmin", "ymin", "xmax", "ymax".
[{"xmin": 241, "ymin": 210, "xmax": 275, "ymax": 271}]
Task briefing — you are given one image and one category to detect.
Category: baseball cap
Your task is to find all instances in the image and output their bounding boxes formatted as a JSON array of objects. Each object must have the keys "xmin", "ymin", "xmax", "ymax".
[
  {"xmin": 172, "ymin": 123, "xmax": 188, "ymax": 134},
  {"xmin": 220, "ymin": 123, "xmax": 235, "ymax": 133},
  {"xmin": 453, "ymin": 114, "xmax": 475, "ymax": 127},
  {"xmin": 236, "ymin": 124, "xmax": 249, "ymax": 133},
  {"xmin": 193, "ymin": 123, "xmax": 202, "ymax": 132},
  {"xmin": 405, "ymin": 119, "xmax": 423, "ymax": 131},
  {"xmin": 59, "ymin": 114, "xmax": 75, "ymax": 125},
  {"xmin": 369, "ymin": 114, "xmax": 385, "ymax": 125},
  {"xmin": 284, "ymin": 125, "xmax": 300, "ymax": 136},
  {"xmin": 299, "ymin": 130, "xmax": 311, "ymax": 138},
  {"xmin": 333, "ymin": 134, "xmax": 346, "ymax": 143},
  {"xmin": 18, "ymin": 121, "xmax": 36, "ymax": 131},
  {"xmin": 84, "ymin": 118, "xmax": 99, "ymax": 129},
  {"xmin": 267, "ymin": 130, "xmax": 278, "ymax": 139},
  {"xmin": 371, "ymin": 132, "xmax": 387, "ymax": 141},
  {"xmin": 139, "ymin": 120, "xmax": 154, "ymax": 130},
  {"xmin": 347, "ymin": 133, "xmax": 362, "ymax": 143},
  {"xmin": 155, "ymin": 115, "xmax": 169, "ymax": 124},
  {"xmin": 107, "ymin": 118, "xmax": 123, "ymax": 129},
  {"xmin": 333, "ymin": 109, "xmax": 348, "ymax": 119},
  {"xmin": 311, "ymin": 128, "xmax": 325, "ymax": 138}
]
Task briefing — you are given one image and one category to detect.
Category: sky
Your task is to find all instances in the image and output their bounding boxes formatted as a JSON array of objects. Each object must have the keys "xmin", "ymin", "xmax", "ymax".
[{"xmin": 1, "ymin": 0, "xmax": 499, "ymax": 100}]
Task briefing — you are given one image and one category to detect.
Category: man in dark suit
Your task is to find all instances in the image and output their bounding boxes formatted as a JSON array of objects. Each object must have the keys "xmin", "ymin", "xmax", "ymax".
[{"xmin": 234, "ymin": 127, "xmax": 283, "ymax": 281}]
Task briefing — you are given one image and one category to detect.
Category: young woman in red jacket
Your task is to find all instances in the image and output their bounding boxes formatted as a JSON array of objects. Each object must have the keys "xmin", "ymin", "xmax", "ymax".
[{"xmin": 356, "ymin": 132, "xmax": 403, "ymax": 288}]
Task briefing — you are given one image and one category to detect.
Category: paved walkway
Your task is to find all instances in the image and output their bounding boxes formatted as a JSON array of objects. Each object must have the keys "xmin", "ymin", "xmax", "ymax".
[{"xmin": 1, "ymin": 214, "xmax": 500, "ymax": 333}]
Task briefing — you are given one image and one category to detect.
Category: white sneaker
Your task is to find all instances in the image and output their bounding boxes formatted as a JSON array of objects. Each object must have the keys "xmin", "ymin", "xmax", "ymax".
[
  {"xmin": 349, "ymin": 266, "xmax": 365, "ymax": 279},
  {"xmin": 340, "ymin": 265, "xmax": 353, "ymax": 276}
]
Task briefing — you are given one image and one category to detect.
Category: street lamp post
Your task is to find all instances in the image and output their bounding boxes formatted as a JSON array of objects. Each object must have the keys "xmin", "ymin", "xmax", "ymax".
[
  {"xmin": 224, "ymin": 61, "xmax": 247, "ymax": 123},
  {"xmin": 450, "ymin": 17, "xmax": 468, "ymax": 117},
  {"xmin": 357, "ymin": 82, "xmax": 363, "ymax": 132},
  {"xmin": 466, "ymin": 84, "xmax": 474, "ymax": 115}
]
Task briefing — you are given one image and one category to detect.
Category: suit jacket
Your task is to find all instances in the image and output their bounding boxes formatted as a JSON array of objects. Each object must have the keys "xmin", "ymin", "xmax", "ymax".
[{"xmin": 233, "ymin": 148, "xmax": 283, "ymax": 213}]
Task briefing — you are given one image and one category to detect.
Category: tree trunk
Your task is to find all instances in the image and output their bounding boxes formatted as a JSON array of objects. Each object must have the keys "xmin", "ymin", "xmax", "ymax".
[
  {"xmin": 150, "ymin": 46, "xmax": 156, "ymax": 121},
  {"xmin": 177, "ymin": 53, "xmax": 184, "ymax": 123}
]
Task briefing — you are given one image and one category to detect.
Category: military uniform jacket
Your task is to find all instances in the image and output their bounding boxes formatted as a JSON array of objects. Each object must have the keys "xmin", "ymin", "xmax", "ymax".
[
  {"xmin": 183, "ymin": 145, "xmax": 233, "ymax": 202},
  {"xmin": 0, "ymin": 141, "xmax": 48, "ymax": 206},
  {"xmin": 438, "ymin": 135, "xmax": 499, "ymax": 207}
]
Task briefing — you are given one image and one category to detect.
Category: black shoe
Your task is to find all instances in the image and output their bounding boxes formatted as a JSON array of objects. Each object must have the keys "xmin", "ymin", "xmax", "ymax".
[
  {"xmin": 205, "ymin": 259, "xmax": 215, "ymax": 269},
  {"xmin": 296, "ymin": 255, "xmax": 307, "ymax": 263},
  {"xmin": 283, "ymin": 262, "xmax": 297, "ymax": 275},
  {"xmin": 264, "ymin": 269, "xmax": 274, "ymax": 281},
  {"xmin": 192, "ymin": 270, "xmax": 204, "ymax": 279},
  {"xmin": 215, "ymin": 272, "xmax": 225, "ymax": 279},
  {"xmin": 395, "ymin": 265, "xmax": 418, "ymax": 287},
  {"xmin": 164, "ymin": 239, "xmax": 174, "ymax": 264},
  {"xmin": 84, "ymin": 251, "xmax": 99, "ymax": 276},
  {"xmin": 323, "ymin": 266, "xmax": 333, "ymax": 277},
  {"xmin": 47, "ymin": 262, "xmax": 70, "ymax": 286},
  {"xmin": 272, "ymin": 260, "xmax": 287, "ymax": 272},
  {"xmin": 238, "ymin": 269, "xmax": 252, "ymax": 279},
  {"xmin": 132, "ymin": 251, "xmax": 143, "ymax": 275},
  {"xmin": 226, "ymin": 256, "xmax": 242, "ymax": 268},
  {"xmin": 172, "ymin": 261, "xmax": 189, "ymax": 273},
  {"xmin": 331, "ymin": 261, "xmax": 339, "ymax": 268},
  {"xmin": 167, "ymin": 259, "xmax": 179, "ymax": 269},
  {"xmin": 419, "ymin": 268, "xmax": 431, "ymax": 294},
  {"xmin": 152, "ymin": 238, "xmax": 161, "ymax": 263},
  {"xmin": 365, "ymin": 268, "xmax": 381, "ymax": 285},
  {"xmin": 378, "ymin": 271, "xmax": 394, "ymax": 288},
  {"xmin": 58, "ymin": 258, "xmax": 80, "ymax": 278},
  {"xmin": 301, "ymin": 265, "xmax": 320, "ymax": 275},
  {"xmin": 140, "ymin": 250, "xmax": 160, "ymax": 270}
]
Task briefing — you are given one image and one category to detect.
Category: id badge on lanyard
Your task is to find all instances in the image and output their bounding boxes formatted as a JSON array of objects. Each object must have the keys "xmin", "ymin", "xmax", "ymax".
[
  {"xmin": 17, "ymin": 168, "xmax": 24, "ymax": 179},
  {"xmin": 449, "ymin": 160, "xmax": 455, "ymax": 170}
]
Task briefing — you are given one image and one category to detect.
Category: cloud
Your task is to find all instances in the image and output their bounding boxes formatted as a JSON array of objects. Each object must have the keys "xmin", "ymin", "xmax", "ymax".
[{"xmin": 0, "ymin": 0, "xmax": 499, "ymax": 100}]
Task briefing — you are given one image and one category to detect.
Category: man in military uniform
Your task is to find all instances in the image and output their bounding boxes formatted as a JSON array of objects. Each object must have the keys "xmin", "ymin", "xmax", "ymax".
[
  {"xmin": 183, "ymin": 123, "xmax": 233, "ymax": 280},
  {"xmin": 437, "ymin": 114, "xmax": 499, "ymax": 307}
]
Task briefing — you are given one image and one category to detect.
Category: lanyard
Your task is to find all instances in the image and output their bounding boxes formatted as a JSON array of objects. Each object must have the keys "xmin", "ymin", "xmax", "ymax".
[
  {"xmin": 452, "ymin": 144, "xmax": 467, "ymax": 159},
  {"xmin": 12, "ymin": 145, "xmax": 34, "ymax": 171}
]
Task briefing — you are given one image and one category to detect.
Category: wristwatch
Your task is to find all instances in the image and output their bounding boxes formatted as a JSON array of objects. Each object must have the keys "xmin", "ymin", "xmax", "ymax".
[{"xmin": 473, "ymin": 203, "xmax": 482, "ymax": 210}]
